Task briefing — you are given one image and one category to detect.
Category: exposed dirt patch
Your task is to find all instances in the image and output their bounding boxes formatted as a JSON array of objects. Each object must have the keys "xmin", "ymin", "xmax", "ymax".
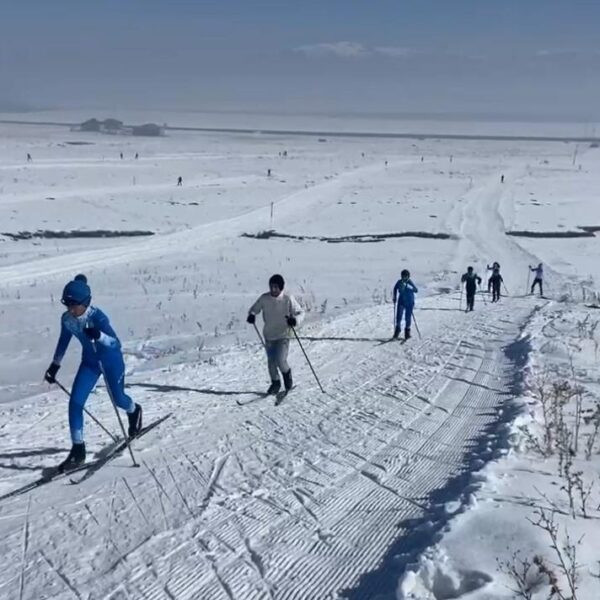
[
  {"xmin": 242, "ymin": 230, "xmax": 455, "ymax": 244},
  {"xmin": 506, "ymin": 230, "xmax": 594, "ymax": 239},
  {"xmin": 3, "ymin": 229, "xmax": 154, "ymax": 241}
]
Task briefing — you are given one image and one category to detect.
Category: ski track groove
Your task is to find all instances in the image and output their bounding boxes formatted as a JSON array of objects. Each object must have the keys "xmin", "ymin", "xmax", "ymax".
[
  {"xmin": 39, "ymin": 550, "xmax": 82, "ymax": 600},
  {"xmin": 18, "ymin": 495, "xmax": 31, "ymax": 600}
]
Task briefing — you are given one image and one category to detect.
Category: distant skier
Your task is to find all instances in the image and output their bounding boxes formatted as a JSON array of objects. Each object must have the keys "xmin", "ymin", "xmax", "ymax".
[
  {"xmin": 461, "ymin": 266, "xmax": 482, "ymax": 312},
  {"xmin": 26, "ymin": 153, "xmax": 32, "ymax": 162},
  {"xmin": 177, "ymin": 176, "xmax": 183, "ymax": 186},
  {"xmin": 267, "ymin": 168, "xmax": 272, "ymax": 177},
  {"xmin": 246, "ymin": 274, "xmax": 304, "ymax": 395},
  {"xmin": 488, "ymin": 268, "xmax": 504, "ymax": 302},
  {"xmin": 44, "ymin": 275, "xmax": 142, "ymax": 472},
  {"xmin": 393, "ymin": 270, "xmax": 418, "ymax": 340},
  {"xmin": 530, "ymin": 263, "xmax": 544, "ymax": 296},
  {"xmin": 135, "ymin": 152, "xmax": 139, "ymax": 160},
  {"xmin": 486, "ymin": 262, "xmax": 501, "ymax": 292},
  {"xmin": 120, "ymin": 152, "xmax": 123, "ymax": 160},
  {"xmin": 500, "ymin": 174, "xmax": 505, "ymax": 183}
]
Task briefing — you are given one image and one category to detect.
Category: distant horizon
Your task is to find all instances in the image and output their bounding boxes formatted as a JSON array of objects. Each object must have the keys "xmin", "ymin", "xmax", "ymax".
[{"xmin": 2, "ymin": 102, "xmax": 599, "ymax": 125}]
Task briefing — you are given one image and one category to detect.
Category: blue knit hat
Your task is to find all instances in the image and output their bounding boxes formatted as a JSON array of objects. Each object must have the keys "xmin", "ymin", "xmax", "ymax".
[{"xmin": 62, "ymin": 274, "xmax": 91, "ymax": 306}]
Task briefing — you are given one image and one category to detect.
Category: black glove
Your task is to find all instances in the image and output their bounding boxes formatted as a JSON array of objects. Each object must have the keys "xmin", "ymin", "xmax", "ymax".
[
  {"xmin": 286, "ymin": 316, "xmax": 297, "ymax": 327},
  {"xmin": 45, "ymin": 362, "xmax": 60, "ymax": 383},
  {"xmin": 84, "ymin": 326, "xmax": 101, "ymax": 341},
  {"xmin": 246, "ymin": 313, "xmax": 256, "ymax": 325}
]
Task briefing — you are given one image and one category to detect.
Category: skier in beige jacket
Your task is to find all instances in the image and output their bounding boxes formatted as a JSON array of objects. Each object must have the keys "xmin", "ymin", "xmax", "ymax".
[{"xmin": 247, "ymin": 274, "xmax": 304, "ymax": 395}]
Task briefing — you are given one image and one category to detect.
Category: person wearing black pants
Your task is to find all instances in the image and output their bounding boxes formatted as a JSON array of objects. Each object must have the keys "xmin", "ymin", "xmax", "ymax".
[{"xmin": 461, "ymin": 266, "xmax": 482, "ymax": 312}]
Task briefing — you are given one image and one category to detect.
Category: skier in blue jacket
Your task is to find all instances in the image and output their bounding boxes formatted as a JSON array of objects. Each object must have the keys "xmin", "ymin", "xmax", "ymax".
[
  {"xmin": 44, "ymin": 274, "xmax": 142, "ymax": 472},
  {"xmin": 393, "ymin": 269, "xmax": 418, "ymax": 340}
]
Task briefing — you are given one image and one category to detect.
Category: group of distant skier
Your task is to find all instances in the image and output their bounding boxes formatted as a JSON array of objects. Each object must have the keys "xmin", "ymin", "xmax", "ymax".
[
  {"xmin": 392, "ymin": 262, "xmax": 545, "ymax": 337},
  {"xmin": 43, "ymin": 261, "xmax": 546, "ymax": 472}
]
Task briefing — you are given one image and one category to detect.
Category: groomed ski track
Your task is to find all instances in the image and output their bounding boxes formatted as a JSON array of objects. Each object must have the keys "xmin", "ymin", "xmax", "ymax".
[{"xmin": 0, "ymin": 291, "xmax": 537, "ymax": 599}]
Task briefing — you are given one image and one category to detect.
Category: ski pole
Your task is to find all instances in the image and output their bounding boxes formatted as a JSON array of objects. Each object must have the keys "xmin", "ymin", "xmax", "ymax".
[
  {"xmin": 290, "ymin": 324, "xmax": 325, "ymax": 393},
  {"xmin": 54, "ymin": 380, "xmax": 118, "ymax": 442},
  {"xmin": 502, "ymin": 282, "xmax": 510, "ymax": 296},
  {"xmin": 526, "ymin": 268, "xmax": 531, "ymax": 295},
  {"xmin": 459, "ymin": 286, "xmax": 463, "ymax": 311},
  {"xmin": 393, "ymin": 298, "xmax": 397, "ymax": 331},
  {"xmin": 411, "ymin": 311, "xmax": 422, "ymax": 339},
  {"xmin": 253, "ymin": 322, "xmax": 266, "ymax": 349},
  {"xmin": 92, "ymin": 342, "xmax": 139, "ymax": 467}
]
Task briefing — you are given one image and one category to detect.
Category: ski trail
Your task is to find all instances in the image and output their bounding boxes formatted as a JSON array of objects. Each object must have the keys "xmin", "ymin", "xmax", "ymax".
[
  {"xmin": 0, "ymin": 289, "xmax": 544, "ymax": 599},
  {"xmin": 0, "ymin": 161, "xmax": 388, "ymax": 287}
]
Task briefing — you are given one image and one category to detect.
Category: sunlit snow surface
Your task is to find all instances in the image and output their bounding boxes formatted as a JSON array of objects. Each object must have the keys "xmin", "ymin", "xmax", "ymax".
[{"xmin": 0, "ymin": 113, "xmax": 599, "ymax": 599}]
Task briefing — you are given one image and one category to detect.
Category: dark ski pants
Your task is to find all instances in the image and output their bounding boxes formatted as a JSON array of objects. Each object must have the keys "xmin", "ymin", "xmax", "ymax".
[
  {"xmin": 70, "ymin": 359, "xmax": 134, "ymax": 443},
  {"xmin": 492, "ymin": 282, "xmax": 501, "ymax": 302},
  {"xmin": 466, "ymin": 291, "xmax": 475, "ymax": 311},
  {"xmin": 531, "ymin": 278, "xmax": 543, "ymax": 296},
  {"xmin": 266, "ymin": 339, "xmax": 290, "ymax": 382},
  {"xmin": 395, "ymin": 303, "xmax": 414, "ymax": 329}
]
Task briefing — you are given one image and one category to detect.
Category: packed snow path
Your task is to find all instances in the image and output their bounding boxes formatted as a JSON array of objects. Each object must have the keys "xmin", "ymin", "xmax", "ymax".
[{"xmin": 0, "ymin": 292, "xmax": 536, "ymax": 599}]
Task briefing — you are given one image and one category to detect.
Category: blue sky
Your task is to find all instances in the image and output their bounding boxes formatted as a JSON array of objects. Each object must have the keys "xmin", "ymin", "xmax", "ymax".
[{"xmin": 1, "ymin": 1, "xmax": 599, "ymax": 118}]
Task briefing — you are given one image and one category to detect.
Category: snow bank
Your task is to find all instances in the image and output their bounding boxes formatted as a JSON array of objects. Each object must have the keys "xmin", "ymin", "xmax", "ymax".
[
  {"xmin": 395, "ymin": 300, "xmax": 600, "ymax": 599},
  {"xmin": 398, "ymin": 547, "xmax": 492, "ymax": 599}
]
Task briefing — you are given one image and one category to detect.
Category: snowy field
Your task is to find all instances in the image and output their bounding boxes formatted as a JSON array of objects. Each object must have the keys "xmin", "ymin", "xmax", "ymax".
[{"xmin": 0, "ymin": 117, "xmax": 599, "ymax": 599}]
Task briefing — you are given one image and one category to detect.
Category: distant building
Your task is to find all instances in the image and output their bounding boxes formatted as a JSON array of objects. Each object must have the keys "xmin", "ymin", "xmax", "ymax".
[
  {"xmin": 80, "ymin": 118, "xmax": 101, "ymax": 132},
  {"xmin": 78, "ymin": 117, "xmax": 163, "ymax": 137},
  {"xmin": 103, "ymin": 118, "xmax": 124, "ymax": 131},
  {"xmin": 132, "ymin": 123, "xmax": 163, "ymax": 137}
]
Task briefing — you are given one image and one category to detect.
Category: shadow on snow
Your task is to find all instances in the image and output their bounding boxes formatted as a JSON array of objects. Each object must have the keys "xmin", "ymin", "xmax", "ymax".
[
  {"xmin": 126, "ymin": 382, "xmax": 263, "ymax": 396},
  {"xmin": 339, "ymin": 333, "xmax": 532, "ymax": 599}
]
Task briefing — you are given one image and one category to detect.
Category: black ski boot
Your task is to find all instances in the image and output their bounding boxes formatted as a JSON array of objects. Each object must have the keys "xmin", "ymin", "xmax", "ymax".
[
  {"xmin": 283, "ymin": 369, "xmax": 293, "ymax": 391},
  {"xmin": 57, "ymin": 443, "xmax": 86, "ymax": 473},
  {"xmin": 267, "ymin": 380, "xmax": 281, "ymax": 395},
  {"xmin": 393, "ymin": 327, "xmax": 400, "ymax": 339},
  {"xmin": 128, "ymin": 403, "xmax": 143, "ymax": 438},
  {"xmin": 404, "ymin": 328, "xmax": 411, "ymax": 340}
]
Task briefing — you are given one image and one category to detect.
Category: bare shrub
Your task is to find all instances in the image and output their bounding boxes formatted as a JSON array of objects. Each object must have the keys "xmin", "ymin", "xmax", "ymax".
[
  {"xmin": 527, "ymin": 508, "xmax": 582, "ymax": 600},
  {"xmin": 584, "ymin": 403, "xmax": 600, "ymax": 460},
  {"xmin": 496, "ymin": 551, "xmax": 547, "ymax": 599}
]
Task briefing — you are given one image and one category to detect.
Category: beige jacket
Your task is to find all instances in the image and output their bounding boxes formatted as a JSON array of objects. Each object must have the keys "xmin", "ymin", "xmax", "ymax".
[{"xmin": 249, "ymin": 292, "xmax": 304, "ymax": 341}]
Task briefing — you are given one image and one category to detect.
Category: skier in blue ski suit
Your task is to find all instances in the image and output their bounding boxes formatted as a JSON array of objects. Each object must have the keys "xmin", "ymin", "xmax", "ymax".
[
  {"xmin": 393, "ymin": 269, "xmax": 418, "ymax": 340},
  {"xmin": 44, "ymin": 274, "xmax": 142, "ymax": 472}
]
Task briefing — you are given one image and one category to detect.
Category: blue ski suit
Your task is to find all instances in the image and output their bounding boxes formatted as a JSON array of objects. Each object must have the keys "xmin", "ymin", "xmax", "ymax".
[
  {"xmin": 52, "ymin": 306, "xmax": 134, "ymax": 443},
  {"xmin": 393, "ymin": 279, "xmax": 418, "ymax": 329}
]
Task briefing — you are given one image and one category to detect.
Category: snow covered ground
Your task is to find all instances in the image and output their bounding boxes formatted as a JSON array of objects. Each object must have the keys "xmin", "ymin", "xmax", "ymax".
[{"xmin": 0, "ymin": 117, "xmax": 599, "ymax": 599}]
